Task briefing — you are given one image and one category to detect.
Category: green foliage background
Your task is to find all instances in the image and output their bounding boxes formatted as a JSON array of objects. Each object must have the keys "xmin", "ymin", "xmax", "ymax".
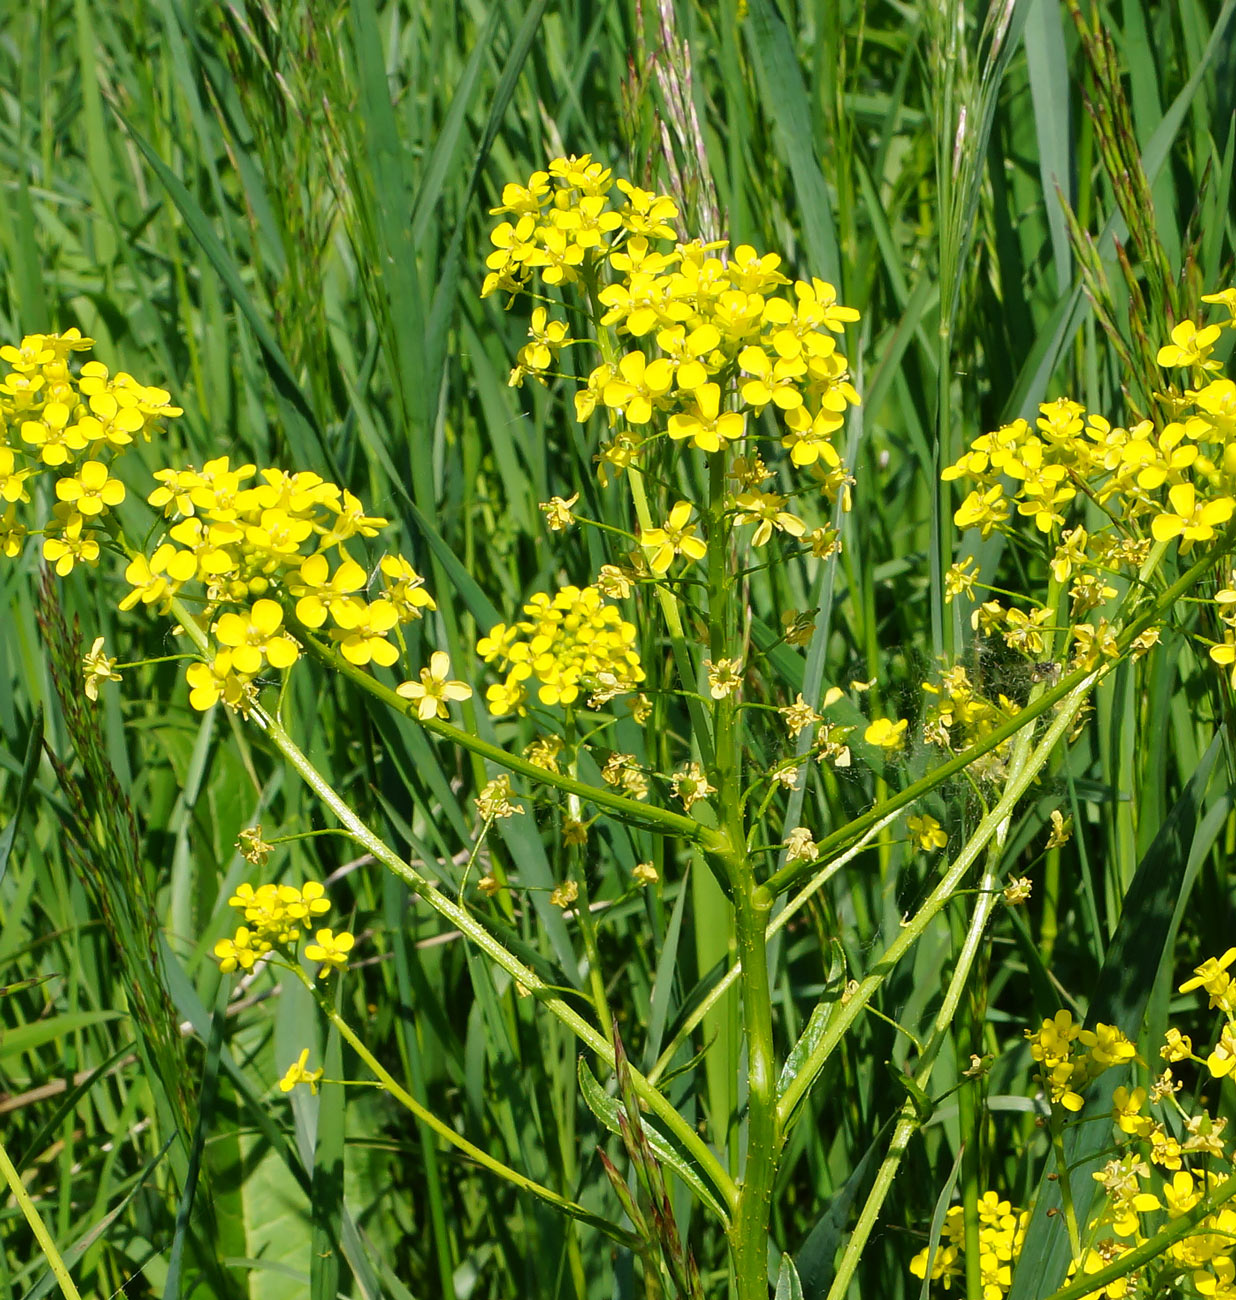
[{"xmin": 1, "ymin": 1, "xmax": 1234, "ymax": 1296}]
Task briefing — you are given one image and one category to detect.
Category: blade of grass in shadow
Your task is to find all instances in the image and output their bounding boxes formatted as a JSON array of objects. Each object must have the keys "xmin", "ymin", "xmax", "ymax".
[
  {"xmin": 109, "ymin": 106, "xmax": 331, "ymax": 474},
  {"xmin": 743, "ymin": 0, "xmax": 840, "ymax": 283},
  {"xmin": 0, "ymin": 704, "xmax": 41, "ymax": 886},
  {"xmin": 310, "ymin": 1015, "xmax": 345, "ymax": 1300},
  {"xmin": 1024, "ymin": 0, "xmax": 1073, "ymax": 295}
]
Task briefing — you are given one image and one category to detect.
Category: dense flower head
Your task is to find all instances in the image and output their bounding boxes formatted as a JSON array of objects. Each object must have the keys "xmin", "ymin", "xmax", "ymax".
[
  {"xmin": 909, "ymin": 1193, "xmax": 1029, "ymax": 1299},
  {"xmin": 0, "ymin": 330, "xmax": 183, "ymax": 576},
  {"xmin": 215, "ymin": 879, "xmax": 353, "ymax": 979},
  {"xmin": 477, "ymin": 583, "xmax": 645, "ymax": 715},
  {"xmin": 943, "ymin": 293, "xmax": 1236, "ymax": 698},
  {"xmin": 482, "ymin": 156, "xmax": 861, "ymax": 501},
  {"xmin": 127, "ymin": 458, "xmax": 436, "ymax": 710}
]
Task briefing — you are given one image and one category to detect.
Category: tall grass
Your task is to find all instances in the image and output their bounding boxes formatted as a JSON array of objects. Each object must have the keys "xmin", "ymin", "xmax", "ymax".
[{"xmin": 1, "ymin": 1, "xmax": 1234, "ymax": 1297}]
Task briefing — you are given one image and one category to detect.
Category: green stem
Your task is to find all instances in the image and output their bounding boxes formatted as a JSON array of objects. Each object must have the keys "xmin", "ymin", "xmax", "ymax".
[
  {"xmin": 627, "ymin": 464, "xmax": 716, "ymax": 770},
  {"xmin": 0, "ymin": 1136, "xmax": 82, "ymax": 1300},
  {"xmin": 252, "ymin": 700, "xmax": 737, "ymax": 1218},
  {"xmin": 293, "ymin": 614, "xmax": 714, "ymax": 848},
  {"xmin": 765, "ymin": 532, "xmax": 1234, "ymax": 899},
  {"xmin": 572, "ymin": 856, "xmax": 615, "ymax": 1045},
  {"xmin": 776, "ymin": 672, "xmax": 1098, "ymax": 1127},
  {"xmin": 825, "ymin": 848, "xmax": 1004, "ymax": 1300},
  {"xmin": 1050, "ymin": 1113, "xmax": 1083, "ymax": 1261},
  {"xmin": 290, "ymin": 962, "xmax": 638, "ymax": 1247},
  {"xmin": 1039, "ymin": 1170, "xmax": 1236, "ymax": 1300},
  {"xmin": 702, "ymin": 449, "xmax": 778, "ymax": 1297},
  {"xmin": 648, "ymin": 808, "xmax": 901, "ymax": 1086},
  {"xmin": 730, "ymin": 878, "xmax": 779, "ymax": 1300}
]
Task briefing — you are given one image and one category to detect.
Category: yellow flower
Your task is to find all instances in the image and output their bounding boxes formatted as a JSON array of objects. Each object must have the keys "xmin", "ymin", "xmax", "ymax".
[
  {"xmin": 1161, "ymin": 1028, "xmax": 1193, "ymax": 1062},
  {"xmin": 1156, "ymin": 318, "xmax": 1223, "ymax": 370},
  {"xmin": 738, "ymin": 344, "xmax": 806, "ymax": 411},
  {"xmin": 378, "ymin": 554, "xmax": 436, "ymax": 622},
  {"xmin": 551, "ymin": 879, "xmax": 579, "ymax": 908},
  {"xmin": 733, "ymin": 492, "xmax": 806, "ymax": 547},
  {"xmin": 54, "ymin": 460, "xmax": 125, "ymax": 516},
  {"xmin": 42, "ymin": 507, "xmax": 99, "ymax": 576},
  {"xmin": 1111, "ymin": 1086, "xmax": 1152, "ymax": 1137},
  {"xmin": 476, "ymin": 775, "xmax": 523, "ymax": 821},
  {"xmin": 1045, "ymin": 810, "xmax": 1073, "ymax": 849},
  {"xmin": 396, "ymin": 650, "xmax": 473, "ymax": 720},
  {"xmin": 602, "ymin": 350, "xmax": 674, "ymax": 424},
  {"xmin": 304, "ymin": 927, "xmax": 355, "ymax": 972},
  {"xmin": 214, "ymin": 926, "xmax": 263, "ymax": 974},
  {"xmin": 671, "ymin": 762, "xmax": 715, "ymax": 810},
  {"xmin": 1179, "ymin": 948, "xmax": 1236, "ymax": 1009},
  {"xmin": 214, "ymin": 599, "xmax": 301, "ymax": 675},
  {"xmin": 278, "ymin": 1049, "xmax": 324, "ymax": 1095},
  {"xmin": 329, "ymin": 598, "xmax": 400, "ymax": 667},
  {"xmin": 667, "ymin": 382, "xmax": 745, "ymax": 453},
  {"xmin": 780, "ymin": 693, "xmax": 822, "ymax": 737},
  {"xmin": 186, "ymin": 650, "xmax": 253, "ymax": 713},
  {"xmin": 0, "ymin": 506, "xmax": 27, "ymax": 558},
  {"xmin": 640, "ymin": 500, "xmax": 707, "ymax": 574},
  {"xmin": 704, "ymin": 657, "xmax": 742, "ymax": 700},
  {"xmin": 632, "ymin": 861, "xmax": 659, "ymax": 887},
  {"xmin": 1151, "ymin": 482, "xmax": 1235, "ymax": 548},
  {"xmin": 236, "ymin": 826, "xmax": 273, "ymax": 866},
  {"xmin": 864, "ymin": 717, "xmax": 908, "ymax": 752},
  {"xmin": 784, "ymin": 827, "xmax": 817, "ymax": 864},
  {"xmin": 906, "ymin": 813, "xmax": 947, "ymax": 852},
  {"xmin": 944, "ymin": 556, "xmax": 977, "ymax": 602},
  {"xmin": 292, "ymin": 551, "xmax": 367, "ymax": 628},
  {"xmin": 1202, "ymin": 286, "xmax": 1236, "ymax": 324},
  {"xmin": 82, "ymin": 637, "xmax": 122, "ymax": 701},
  {"xmin": 21, "ymin": 401, "xmax": 89, "ymax": 466},
  {"xmin": 0, "ymin": 447, "xmax": 34, "ymax": 504},
  {"xmin": 319, "ymin": 490, "xmax": 389, "ymax": 546}
]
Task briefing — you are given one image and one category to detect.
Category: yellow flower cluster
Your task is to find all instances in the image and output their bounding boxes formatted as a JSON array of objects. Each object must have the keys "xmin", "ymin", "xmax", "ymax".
[
  {"xmin": 945, "ymin": 319, "xmax": 1236, "ymax": 550},
  {"xmin": 482, "ymin": 155, "xmax": 860, "ymax": 501},
  {"xmin": 909, "ymin": 1191, "xmax": 1028, "ymax": 1298},
  {"xmin": 1025, "ymin": 1008, "xmax": 1136, "ymax": 1112},
  {"xmin": 126, "ymin": 457, "xmax": 435, "ymax": 710},
  {"xmin": 476, "ymin": 584, "xmax": 645, "ymax": 715},
  {"xmin": 0, "ymin": 330, "xmax": 182, "ymax": 571},
  {"xmin": 214, "ymin": 879, "xmax": 354, "ymax": 977},
  {"xmin": 942, "ymin": 295, "xmax": 1236, "ymax": 690},
  {"xmin": 915, "ymin": 962, "xmax": 1236, "ymax": 1298}
]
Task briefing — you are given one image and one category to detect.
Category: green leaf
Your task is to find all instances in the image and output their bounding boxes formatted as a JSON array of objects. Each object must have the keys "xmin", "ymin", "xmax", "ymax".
[
  {"xmin": 577, "ymin": 1059, "xmax": 728, "ymax": 1224},
  {"xmin": 775, "ymin": 1253, "xmax": 805, "ymax": 1300}
]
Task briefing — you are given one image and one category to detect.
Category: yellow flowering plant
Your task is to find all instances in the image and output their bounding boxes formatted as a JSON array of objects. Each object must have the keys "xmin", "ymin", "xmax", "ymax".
[
  {"xmin": 912, "ymin": 957, "xmax": 1236, "ymax": 1300},
  {"xmin": 11, "ymin": 148, "xmax": 1236, "ymax": 1300}
]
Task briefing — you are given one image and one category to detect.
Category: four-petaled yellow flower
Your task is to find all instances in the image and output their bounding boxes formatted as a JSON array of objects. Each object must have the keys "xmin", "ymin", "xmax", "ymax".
[
  {"xmin": 304, "ymin": 927, "xmax": 355, "ymax": 972},
  {"xmin": 1156, "ymin": 318, "xmax": 1223, "ymax": 370},
  {"xmin": 906, "ymin": 812, "xmax": 947, "ymax": 852},
  {"xmin": 1150, "ymin": 482, "xmax": 1234, "ymax": 550},
  {"xmin": 397, "ymin": 650, "xmax": 474, "ymax": 720},
  {"xmin": 640, "ymin": 501, "xmax": 707, "ymax": 574},
  {"xmin": 54, "ymin": 460, "xmax": 125, "ymax": 516},
  {"xmin": 214, "ymin": 598, "xmax": 301, "ymax": 675}
]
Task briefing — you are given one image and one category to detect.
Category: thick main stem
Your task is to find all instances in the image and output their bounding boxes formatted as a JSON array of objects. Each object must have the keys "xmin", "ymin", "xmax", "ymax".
[
  {"xmin": 731, "ymin": 878, "xmax": 779, "ymax": 1299},
  {"xmin": 702, "ymin": 454, "xmax": 779, "ymax": 1297}
]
